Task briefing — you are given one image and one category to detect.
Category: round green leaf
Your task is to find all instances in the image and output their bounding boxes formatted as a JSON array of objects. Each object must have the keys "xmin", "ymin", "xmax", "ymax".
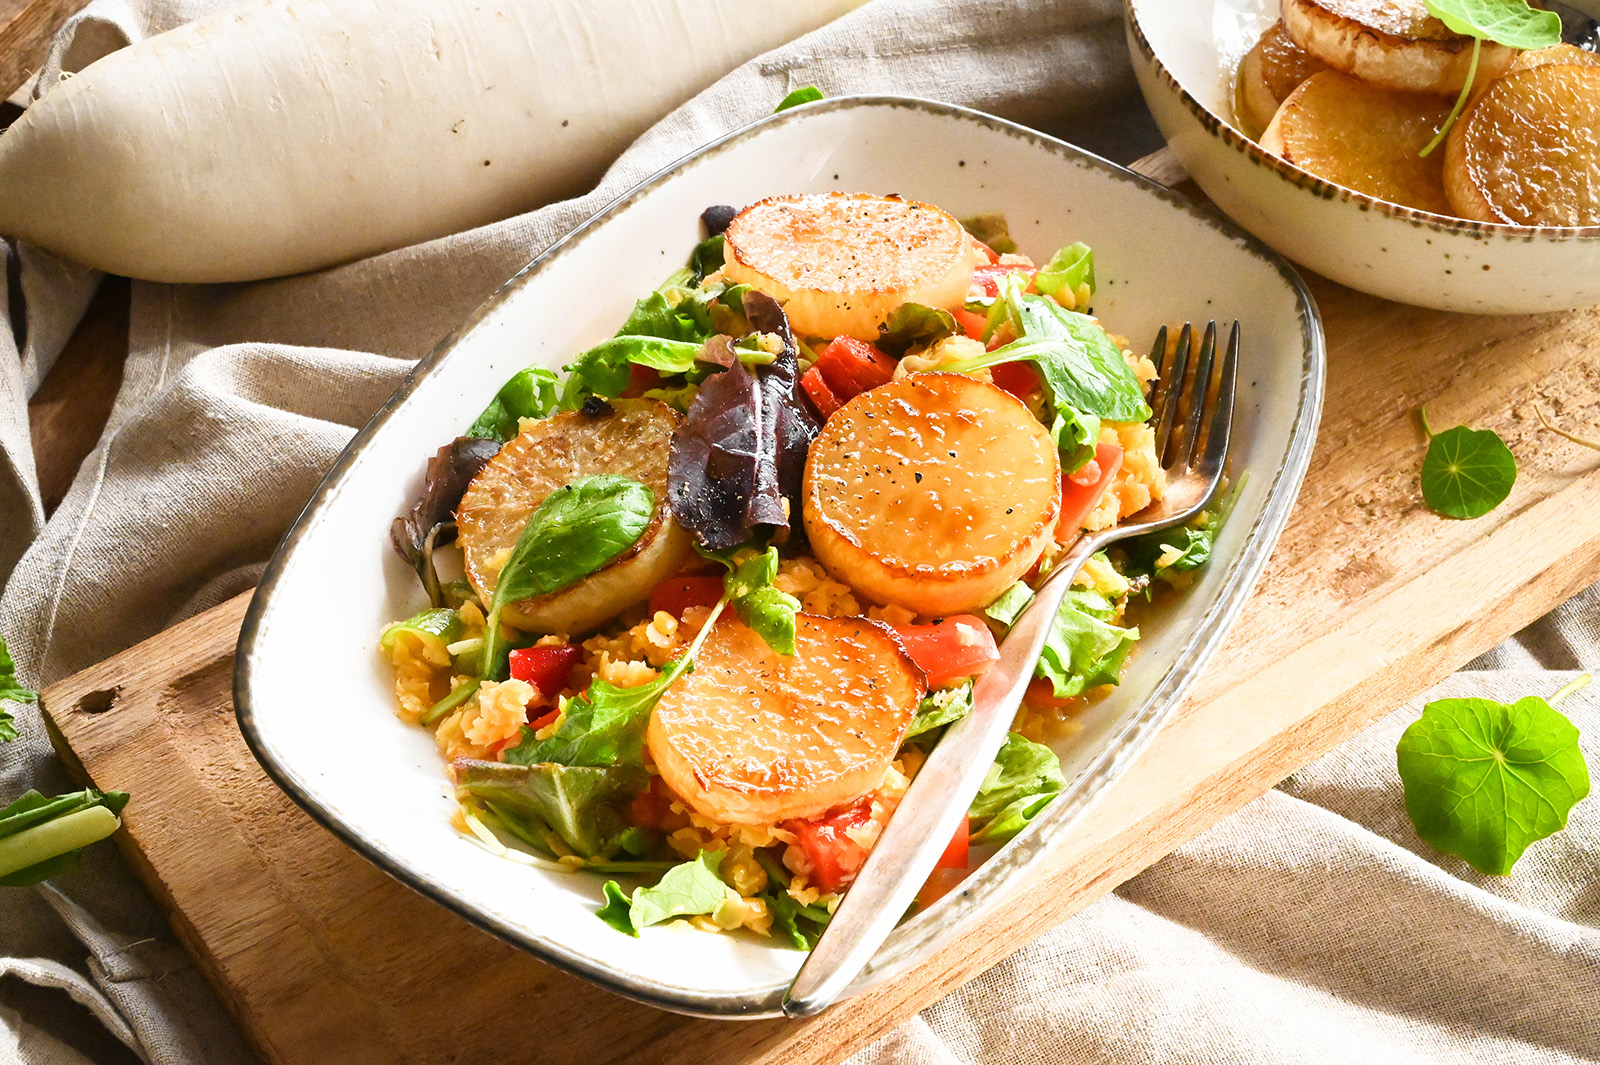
[
  {"xmin": 1421, "ymin": 425, "xmax": 1516, "ymax": 519},
  {"xmin": 1397, "ymin": 696, "xmax": 1590, "ymax": 875},
  {"xmin": 1424, "ymin": 0, "xmax": 1562, "ymax": 49}
]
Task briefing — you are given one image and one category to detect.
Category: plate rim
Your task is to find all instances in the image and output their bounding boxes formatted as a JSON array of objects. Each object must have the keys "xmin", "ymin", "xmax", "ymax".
[{"xmin": 234, "ymin": 92, "xmax": 1327, "ymax": 1018}]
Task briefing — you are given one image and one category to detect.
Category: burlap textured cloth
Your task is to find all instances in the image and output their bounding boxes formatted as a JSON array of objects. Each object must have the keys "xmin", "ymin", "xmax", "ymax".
[{"xmin": 1, "ymin": 2, "xmax": 1596, "ymax": 1061}]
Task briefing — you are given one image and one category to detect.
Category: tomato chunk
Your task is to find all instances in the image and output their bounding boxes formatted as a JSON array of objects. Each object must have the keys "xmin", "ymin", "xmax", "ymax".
[
  {"xmin": 800, "ymin": 365, "xmax": 843, "ymax": 420},
  {"xmin": 623, "ymin": 363, "xmax": 664, "ymax": 397},
  {"xmin": 648, "ymin": 575, "xmax": 725, "ymax": 618},
  {"xmin": 814, "ymin": 337, "xmax": 896, "ymax": 401},
  {"xmin": 936, "ymin": 814, "xmax": 970, "ymax": 870},
  {"xmin": 990, "ymin": 361, "xmax": 1040, "ymax": 401},
  {"xmin": 970, "ymin": 262, "xmax": 1036, "ymax": 299},
  {"xmin": 892, "ymin": 616, "xmax": 1000, "ymax": 690},
  {"xmin": 789, "ymin": 797, "xmax": 874, "ymax": 893},
  {"xmin": 952, "ymin": 307, "xmax": 988, "ymax": 341},
  {"xmin": 508, "ymin": 644, "xmax": 582, "ymax": 694},
  {"xmin": 1060, "ymin": 442, "xmax": 1124, "ymax": 537}
]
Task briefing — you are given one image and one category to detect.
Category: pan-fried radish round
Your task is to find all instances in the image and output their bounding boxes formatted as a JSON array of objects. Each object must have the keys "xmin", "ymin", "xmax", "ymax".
[
  {"xmin": 457, "ymin": 399, "xmax": 691, "ymax": 635},
  {"xmin": 720, "ymin": 193, "xmax": 986, "ymax": 341},
  {"xmin": 647, "ymin": 614, "xmax": 925, "ymax": 824},
  {"xmin": 1505, "ymin": 44, "xmax": 1600, "ymax": 77},
  {"xmin": 803, "ymin": 372, "xmax": 1060, "ymax": 617},
  {"xmin": 1261, "ymin": 71, "xmax": 1454, "ymax": 215},
  {"xmin": 1444, "ymin": 65, "xmax": 1600, "ymax": 226},
  {"xmin": 1236, "ymin": 20, "xmax": 1328, "ymax": 138},
  {"xmin": 1280, "ymin": 0, "xmax": 1514, "ymax": 94}
]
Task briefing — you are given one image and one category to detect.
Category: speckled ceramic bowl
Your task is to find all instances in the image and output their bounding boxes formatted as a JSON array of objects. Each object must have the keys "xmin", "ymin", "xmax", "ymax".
[
  {"xmin": 235, "ymin": 96, "xmax": 1323, "ymax": 1018},
  {"xmin": 1127, "ymin": 0, "xmax": 1600, "ymax": 314}
]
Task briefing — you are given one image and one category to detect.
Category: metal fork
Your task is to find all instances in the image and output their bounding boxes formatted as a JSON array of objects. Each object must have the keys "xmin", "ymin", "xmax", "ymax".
[{"xmin": 782, "ymin": 321, "xmax": 1239, "ymax": 1018}]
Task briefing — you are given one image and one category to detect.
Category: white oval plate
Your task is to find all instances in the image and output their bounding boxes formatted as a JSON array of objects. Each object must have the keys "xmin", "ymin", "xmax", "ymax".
[
  {"xmin": 1127, "ymin": 0, "xmax": 1600, "ymax": 314},
  {"xmin": 236, "ymin": 96, "xmax": 1324, "ymax": 1018}
]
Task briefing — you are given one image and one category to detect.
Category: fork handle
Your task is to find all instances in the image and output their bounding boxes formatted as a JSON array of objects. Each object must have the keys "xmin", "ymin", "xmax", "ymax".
[{"xmin": 781, "ymin": 535, "xmax": 1104, "ymax": 1017}]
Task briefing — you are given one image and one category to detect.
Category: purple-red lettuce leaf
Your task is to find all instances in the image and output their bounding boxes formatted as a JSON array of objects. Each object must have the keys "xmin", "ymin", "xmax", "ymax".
[{"xmin": 390, "ymin": 437, "xmax": 501, "ymax": 602}]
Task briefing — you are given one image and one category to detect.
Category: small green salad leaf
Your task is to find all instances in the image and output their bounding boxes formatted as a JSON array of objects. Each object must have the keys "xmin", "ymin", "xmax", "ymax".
[
  {"xmin": 1425, "ymin": 0, "xmax": 1561, "ymax": 49},
  {"xmin": 725, "ymin": 548, "xmax": 801, "ymax": 656},
  {"xmin": 874, "ymin": 303, "xmax": 958, "ymax": 358},
  {"xmin": 960, "ymin": 213, "xmax": 1017, "ymax": 255},
  {"xmin": 561, "ymin": 337, "xmax": 705, "ymax": 406},
  {"xmin": 467, "ymin": 366, "xmax": 561, "ymax": 442},
  {"xmin": 494, "ymin": 475, "xmax": 655, "ymax": 605},
  {"xmin": 1036, "ymin": 589, "xmax": 1139, "ymax": 700},
  {"xmin": 1396, "ymin": 682, "xmax": 1590, "ymax": 875},
  {"xmin": 968, "ymin": 733, "xmax": 1066, "ymax": 846},
  {"xmin": 1050, "ymin": 406, "xmax": 1102, "ymax": 476},
  {"xmin": 1033, "ymin": 242, "xmax": 1095, "ymax": 308},
  {"xmin": 0, "ymin": 788, "xmax": 129, "ymax": 886},
  {"xmin": 984, "ymin": 582, "xmax": 1034, "ymax": 630},
  {"xmin": 0, "ymin": 633, "xmax": 37, "ymax": 744},
  {"xmin": 765, "ymin": 889, "xmax": 834, "ymax": 950},
  {"xmin": 599, "ymin": 850, "xmax": 740, "ymax": 935},
  {"xmin": 775, "ymin": 86, "xmax": 824, "ymax": 113},
  {"xmin": 905, "ymin": 681, "xmax": 975, "ymax": 741},
  {"xmin": 1419, "ymin": 408, "xmax": 1516, "ymax": 519},
  {"xmin": 455, "ymin": 760, "xmax": 645, "ymax": 859}
]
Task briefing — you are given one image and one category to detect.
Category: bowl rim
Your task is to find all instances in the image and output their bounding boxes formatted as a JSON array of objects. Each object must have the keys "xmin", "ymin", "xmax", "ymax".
[
  {"xmin": 233, "ymin": 92, "xmax": 1325, "ymax": 1019},
  {"xmin": 1124, "ymin": 0, "xmax": 1600, "ymax": 241}
]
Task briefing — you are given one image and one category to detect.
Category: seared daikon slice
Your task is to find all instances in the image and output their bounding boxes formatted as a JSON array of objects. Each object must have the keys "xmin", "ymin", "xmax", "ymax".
[
  {"xmin": 720, "ymin": 193, "xmax": 985, "ymax": 341},
  {"xmin": 1444, "ymin": 64, "xmax": 1600, "ymax": 226},
  {"xmin": 803, "ymin": 372, "xmax": 1060, "ymax": 617},
  {"xmin": 1237, "ymin": 20, "xmax": 1328, "ymax": 137},
  {"xmin": 1261, "ymin": 71, "xmax": 1454, "ymax": 215},
  {"xmin": 1281, "ymin": 0, "xmax": 1514, "ymax": 94},
  {"xmin": 457, "ymin": 399, "xmax": 691, "ymax": 635},
  {"xmin": 647, "ymin": 613, "xmax": 924, "ymax": 824}
]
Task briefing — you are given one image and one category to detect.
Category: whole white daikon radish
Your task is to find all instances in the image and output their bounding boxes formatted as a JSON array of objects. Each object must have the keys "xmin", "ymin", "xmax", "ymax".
[{"xmin": 0, "ymin": 0, "xmax": 863, "ymax": 283}]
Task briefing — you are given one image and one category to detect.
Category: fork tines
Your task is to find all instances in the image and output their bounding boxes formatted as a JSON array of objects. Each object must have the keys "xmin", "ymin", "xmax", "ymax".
[{"xmin": 1148, "ymin": 320, "xmax": 1239, "ymax": 473}]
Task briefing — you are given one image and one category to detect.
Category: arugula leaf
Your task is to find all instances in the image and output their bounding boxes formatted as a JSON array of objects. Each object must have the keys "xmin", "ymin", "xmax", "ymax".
[
  {"xmin": 466, "ymin": 366, "xmax": 561, "ymax": 442},
  {"xmin": 766, "ymin": 888, "xmax": 833, "ymax": 949},
  {"xmin": 1420, "ymin": 412, "xmax": 1516, "ymax": 519},
  {"xmin": 775, "ymin": 86, "xmax": 824, "ymax": 113},
  {"xmin": 0, "ymin": 788, "xmax": 129, "ymax": 885},
  {"xmin": 967, "ymin": 733, "xmax": 1066, "ymax": 846},
  {"xmin": 1035, "ymin": 589, "xmax": 1139, "ymax": 699},
  {"xmin": 597, "ymin": 880, "xmax": 638, "ymax": 935},
  {"xmin": 454, "ymin": 760, "xmax": 645, "ymax": 858},
  {"xmin": 905, "ymin": 681, "xmax": 974, "ymax": 741},
  {"xmin": 959, "ymin": 213, "xmax": 1017, "ymax": 255},
  {"xmin": 626, "ymin": 850, "xmax": 739, "ymax": 930},
  {"xmin": 874, "ymin": 303, "xmax": 958, "ymax": 358},
  {"xmin": 984, "ymin": 582, "xmax": 1034, "ymax": 630},
  {"xmin": 1033, "ymin": 242, "xmax": 1095, "ymax": 308},
  {"xmin": 726, "ymin": 548, "xmax": 800, "ymax": 656},
  {"xmin": 1397, "ymin": 692, "xmax": 1589, "ymax": 874},
  {"xmin": 1425, "ymin": 0, "xmax": 1561, "ymax": 48},
  {"xmin": 0, "ymin": 634, "xmax": 37, "ymax": 744},
  {"xmin": 946, "ymin": 292, "xmax": 1151, "ymax": 423}
]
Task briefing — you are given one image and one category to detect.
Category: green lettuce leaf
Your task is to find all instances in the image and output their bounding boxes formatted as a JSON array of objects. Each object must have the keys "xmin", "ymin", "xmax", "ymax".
[
  {"xmin": 1033, "ymin": 242, "xmax": 1095, "ymax": 306},
  {"xmin": 597, "ymin": 880, "xmax": 638, "ymax": 935},
  {"xmin": 466, "ymin": 366, "xmax": 561, "ymax": 442},
  {"xmin": 967, "ymin": 733, "xmax": 1066, "ymax": 846},
  {"xmin": 874, "ymin": 303, "xmax": 958, "ymax": 357},
  {"xmin": 959, "ymin": 213, "xmax": 1017, "ymax": 255},
  {"xmin": 766, "ymin": 889, "xmax": 833, "ymax": 949},
  {"xmin": 627, "ymin": 850, "xmax": 739, "ymax": 930},
  {"xmin": 1050, "ymin": 406, "xmax": 1101, "ymax": 475},
  {"xmin": 984, "ymin": 582, "xmax": 1034, "ymax": 630},
  {"xmin": 454, "ymin": 760, "xmax": 645, "ymax": 858},
  {"xmin": 905, "ymin": 682, "xmax": 974, "ymax": 741},
  {"xmin": 1035, "ymin": 589, "xmax": 1138, "ymax": 699},
  {"xmin": 726, "ymin": 548, "xmax": 800, "ymax": 656},
  {"xmin": 502, "ymin": 659, "xmax": 690, "ymax": 769}
]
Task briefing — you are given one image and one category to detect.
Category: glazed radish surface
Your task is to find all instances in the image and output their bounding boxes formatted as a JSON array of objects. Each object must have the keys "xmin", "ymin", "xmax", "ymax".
[{"xmin": 0, "ymin": 0, "xmax": 863, "ymax": 282}]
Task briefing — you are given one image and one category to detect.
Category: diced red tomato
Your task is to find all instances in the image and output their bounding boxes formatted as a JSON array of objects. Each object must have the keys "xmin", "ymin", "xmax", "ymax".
[
  {"xmin": 629, "ymin": 776, "xmax": 689, "ymax": 833},
  {"xmin": 814, "ymin": 337, "xmax": 896, "ymax": 401},
  {"xmin": 1059, "ymin": 442, "xmax": 1124, "ymax": 538},
  {"xmin": 789, "ymin": 797, "xmax": 874, "ymax": 893},
  {"xmin": 800, "ymin": 365, "xmax": 843, "ymax": 420},
  {"xmin": 508, "ymin": 644, "xmax": 582, "ymax": 694},
  {"xmin": 970, "ymin": 262, "xmax": 1036, "ymax": 299},
  {"xmin": 1025, "ymin": 677, "xmax": 1084, "ymax": 714},
  {"xmin": 916, "ymin": 867, "xmax": 969, "ymax": 911},
  {"xmin": 526, "ymin": 706, "xmax": 561, "ymax": 733},
  {"xmin": 936, "ymin": 814, "xmax": 970, "ymax": 870},
  {"xmin": 624, "ymin": 363, "xmax": 664, "ymax": 396},
  {"xmin": 648, "ymin": 575, "xmax": 725, "ymax": 618},
  {"xmin": 952, "ymin": 307, "xmax": 988, "ymax": 341},
  {"xmin": 486, "ymin": 735, "xmax": 521, "ymax": 758},
  {"xmin": 970, "ymin": 237, "xmax": 1000, "ymax": 264},
  {"xmin": 990, "ymin": 361, "xmax": 1040, "ymax": 401},
  {"xmin": 891, "ymin": 616, "xmax": 1000, "ymax": 690}
]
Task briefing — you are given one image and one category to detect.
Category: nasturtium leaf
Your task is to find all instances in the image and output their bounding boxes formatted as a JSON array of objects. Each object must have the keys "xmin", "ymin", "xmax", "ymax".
[
  {"xmin": 775, "ymin": 86, "xmax": 824, "ymax": 113},
  {"xmin": 1424, "ymin": 0, "xmax": 1562, "ymax": 49},
  {"xmin": 1421, "ymin": 425, "xmax": 1516, "ymax": 519},
  {"xmin": 1397, "ymin": 695, "xmax": 1589, "ymax": 874}
]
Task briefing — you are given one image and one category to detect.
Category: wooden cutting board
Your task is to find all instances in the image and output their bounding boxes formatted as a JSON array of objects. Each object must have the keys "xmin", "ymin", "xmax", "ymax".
[{"xmin": 36, "ymin": 266, "xmax": 1600, "ymax": 1064}]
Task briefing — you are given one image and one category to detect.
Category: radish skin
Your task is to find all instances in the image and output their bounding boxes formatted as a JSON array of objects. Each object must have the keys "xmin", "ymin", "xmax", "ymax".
[{"xmin": 0, "ymin": 0, "xmax": 863, "ymax": 282}]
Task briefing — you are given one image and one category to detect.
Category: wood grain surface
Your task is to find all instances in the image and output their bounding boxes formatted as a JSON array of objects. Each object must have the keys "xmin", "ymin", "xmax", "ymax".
[
  {"xmin": 0, "ymin": 0, "xmax": 87, "ymax": 97},
  {"xmin": 39, "ymin": 273, "xmax": 1600, "ymax": 1064}
]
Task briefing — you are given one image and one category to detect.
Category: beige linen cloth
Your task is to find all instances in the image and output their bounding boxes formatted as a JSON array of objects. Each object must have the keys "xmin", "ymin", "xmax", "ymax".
[{"xmin": 1, "ymin": 1, "xmax": 1598, "ymax": 1062}]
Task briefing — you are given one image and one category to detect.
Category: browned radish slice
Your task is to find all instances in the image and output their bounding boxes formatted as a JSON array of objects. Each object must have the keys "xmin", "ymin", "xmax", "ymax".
[
  {"xmin": 1445, "ymin": 64, "xmax": 1600, "ymax": 226},
  {"xmin": 1505, "ymin": 44, "xmax": 1600, "ymax": 77},
  {"xmin": 1281, "ymin": 0, "xmax": 1514, "ymax": 94},
  {"xmin": 1261, "ymin": 71, "xmax": 1454, "ymax": 215},
  {"xmin": 1237, "ymin": 20, "xmax": 1329, "ymax": 138},
  {"xmin": 803, "ymin": 372, "xmax": 1060, "ymax": 617},
  {"xmin": 720, "ymin": 193, "xmax": 985, "ymax": 341},
  {"xmin": 647, "ymin": 614, "xmax": 925, "ymax": 824},
  {"xmin": 456, "ymin": 399, "xmax": 691, "ymax": 635}
]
